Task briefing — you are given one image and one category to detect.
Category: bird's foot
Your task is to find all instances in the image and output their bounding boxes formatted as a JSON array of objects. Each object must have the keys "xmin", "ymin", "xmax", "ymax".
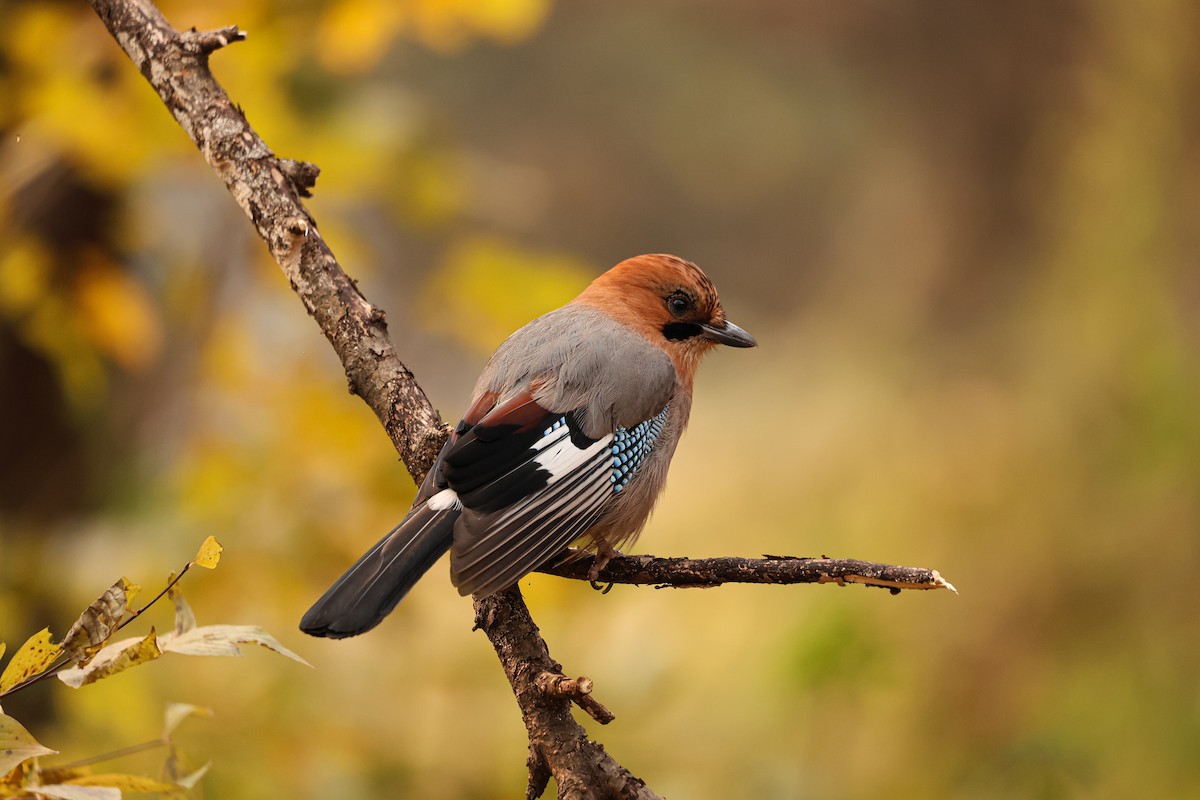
[{"xmin": 587, "ymin": 548, "xmax": 621, "ymax": 593}]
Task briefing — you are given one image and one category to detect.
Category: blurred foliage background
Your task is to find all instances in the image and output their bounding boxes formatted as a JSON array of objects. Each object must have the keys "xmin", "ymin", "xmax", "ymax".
[{"xmin": 2, "ymin": 0, "xmax": 1199, "ymax": 797}]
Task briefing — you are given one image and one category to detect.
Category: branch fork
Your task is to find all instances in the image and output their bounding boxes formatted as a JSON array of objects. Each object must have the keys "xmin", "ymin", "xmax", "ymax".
[
  {"xmin": 180, "ymin": 24, "xmax": 246, "ymax": 56},
  {"xmin": 536, "ymin": 674, "xmax": 614, "ymax": 725}
]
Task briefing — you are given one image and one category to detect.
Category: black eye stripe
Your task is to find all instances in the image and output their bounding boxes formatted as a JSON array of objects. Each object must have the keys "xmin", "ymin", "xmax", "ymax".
[{"xmin": 662, "ymin": 322, "xmax": 702, "ymax": 341}]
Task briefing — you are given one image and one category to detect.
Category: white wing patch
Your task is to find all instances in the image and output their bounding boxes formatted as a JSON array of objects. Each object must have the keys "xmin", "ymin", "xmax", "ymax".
[
  {"xmin": 531, "ymin": 425, "xmax": 614, "ymax": 482},
  {"xmin": 427, "ymin": 488, "xmax": 463, "ymax": 511}
]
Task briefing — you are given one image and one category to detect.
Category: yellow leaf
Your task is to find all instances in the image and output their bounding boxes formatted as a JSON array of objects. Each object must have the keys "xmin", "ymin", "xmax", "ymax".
[
  {"xmin": 317, "ymin": 0, "xmax": 404, "ymax": 74},
  {"xmin": 56, "ymin": 631, "xmax": 161, "ymax": 689},
  {"xmin": 60, "ymin": 578, "xmax": 136, "ymax": 665},
  {"xmin": 34, "ymin": 766, "xmax": 91, "ymax": 786},
  {"xmin": 411, "ymin": 0, "xmax": 551, "ymax": 52},
  {"xmin": 0, "ymin": 629, "xmax": 63, "ymax": 693},
  {"xmin": 0, "ymin": 758, "xmax": 29, "ymax": 791},
  {"xmin": 193, "ymin": 536, "xmax": 223, "ymax": 569},
  {"xmin": 0, "ymin": 237, "xmax": 50, "ymax": 317},
  {"xmin": 0, "ymin": 713, "xmax": 57, "ymax": 775},
  {"xmin": 66, "ymin": 773, "xmax": 179, "ymax": 792},
  {"xmin": 74, "ymin": 254, "xmax": 162, "ymax": 372}
]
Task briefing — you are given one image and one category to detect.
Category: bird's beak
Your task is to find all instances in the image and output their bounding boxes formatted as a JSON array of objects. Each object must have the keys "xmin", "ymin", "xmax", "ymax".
[{"xmin": 700, "ymin": 320, "xmax": 757, "ymax": 348}]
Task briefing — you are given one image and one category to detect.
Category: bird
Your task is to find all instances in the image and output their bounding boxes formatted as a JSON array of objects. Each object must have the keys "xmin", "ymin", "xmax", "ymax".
[{"xmin": 300, "ymin": 254, "xmax": 755, "ymax": 639}]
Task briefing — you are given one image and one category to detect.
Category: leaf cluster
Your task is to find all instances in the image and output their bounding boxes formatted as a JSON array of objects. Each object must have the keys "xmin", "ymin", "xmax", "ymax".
[{"xmin": 0, "ymin": 537, "xmax": 308, "ymax": 798}]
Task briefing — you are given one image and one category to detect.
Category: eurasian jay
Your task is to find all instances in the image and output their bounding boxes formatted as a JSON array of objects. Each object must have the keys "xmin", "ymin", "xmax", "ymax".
[{"xmin": 301, "ymin": 254, "xmax": 755, "ymax": 638}]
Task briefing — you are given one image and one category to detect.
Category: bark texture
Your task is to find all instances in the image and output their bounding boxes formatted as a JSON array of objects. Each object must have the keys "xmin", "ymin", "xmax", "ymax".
[{"xmin": 541, "ymin": 552, "xmax": 955, "ymax": 593}]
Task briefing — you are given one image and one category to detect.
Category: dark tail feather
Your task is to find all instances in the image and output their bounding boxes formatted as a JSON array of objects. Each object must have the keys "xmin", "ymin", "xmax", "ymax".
[{"xmin": 300, "ymin": 505, "xmax": 458, "ymax": 639}]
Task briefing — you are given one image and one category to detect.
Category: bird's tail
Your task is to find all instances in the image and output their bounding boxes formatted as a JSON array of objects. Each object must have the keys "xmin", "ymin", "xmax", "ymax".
[{"xmin": 300, "ymin": 504, "xmax": 459, "ymax": 638}]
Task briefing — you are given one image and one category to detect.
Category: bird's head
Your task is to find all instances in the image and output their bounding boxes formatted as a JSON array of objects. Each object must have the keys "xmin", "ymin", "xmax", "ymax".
[{"xmin": 573, "ymin": 254, "xmax": 756, "ymax": 380}]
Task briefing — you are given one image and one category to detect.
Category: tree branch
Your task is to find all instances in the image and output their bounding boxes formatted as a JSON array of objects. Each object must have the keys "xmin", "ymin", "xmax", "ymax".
[
  {"xmin": 474, "ymin": 589, "xmax": 660, "ymax": 800},
  {"xmin": 539, "ymin": 551, "xmax": 957, "ymax": 594},
  {"xmin": 87, "ymin": 0, "xmax": 447, "ymax": 485},
  {"xmin": 86, "ymin": 2, "xmax": 953, "ymax": 797}
]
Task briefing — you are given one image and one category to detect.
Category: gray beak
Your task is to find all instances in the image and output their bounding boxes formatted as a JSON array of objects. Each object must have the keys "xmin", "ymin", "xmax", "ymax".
[{"xmin": 700, "ymin": 319, "xmax": 757, "ymax": 348}]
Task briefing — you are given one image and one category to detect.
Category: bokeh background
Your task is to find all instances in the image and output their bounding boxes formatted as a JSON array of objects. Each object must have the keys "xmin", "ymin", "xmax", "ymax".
[{"xmin": 3, "ymin": 0, "xmax": 1200, "ymax": 797}]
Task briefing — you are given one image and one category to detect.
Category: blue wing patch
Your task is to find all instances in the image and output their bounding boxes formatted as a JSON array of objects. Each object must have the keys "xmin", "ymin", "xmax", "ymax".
[{"xmin": 609, "ymin": 405, "xmax": 669, "ymax": 493}]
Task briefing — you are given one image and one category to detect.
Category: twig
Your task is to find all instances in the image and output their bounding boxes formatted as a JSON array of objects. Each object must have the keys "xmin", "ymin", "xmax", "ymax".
[
  {"xmin": 539, "ymin": 551, "xmax": 957, "ymax": 594},
  {"xmin": 117, "ymin": 563, "xmax": 193, "ymax": 632},
  {"xmin": 180, "ymin": 24, "xmax": 245, "ymax": 55},
  {"xmin": 535, "ymin": 673, "xmax": 615, "ymax": 725},
  {"xmin": 50, "ymin": 737, "xmax": 168, "ymax": 770}
]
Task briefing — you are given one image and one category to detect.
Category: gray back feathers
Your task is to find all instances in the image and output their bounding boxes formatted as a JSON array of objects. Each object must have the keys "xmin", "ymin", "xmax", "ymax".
[{"xmin": 475, "ymin": 305, "xmax": 676, "ymax": 438}]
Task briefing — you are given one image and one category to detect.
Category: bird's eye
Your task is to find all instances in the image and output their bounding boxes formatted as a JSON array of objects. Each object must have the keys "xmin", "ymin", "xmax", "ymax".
[{"xmin": 666, "ymin": 293, "xmax": 692, "ymax": 317}]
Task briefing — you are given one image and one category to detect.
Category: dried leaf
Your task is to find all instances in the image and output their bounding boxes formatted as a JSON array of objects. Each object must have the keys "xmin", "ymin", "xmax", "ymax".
[
  {"xmin": 159, "ymin": 625, "xmax": 311, "ymax": 667},
  {"xmin": 34, "ymin": 766, "xmax": 92, "ymax": 786},
  {"xmin": 192, "ymin": 536, "xmax": 222, "ymax": 569},
  {"xmin": 0, "ymin": 713, "xmax": 57, "ymax": 775},
  {"xmin": 160, "ymin": 627, "xmax": 239, "ymax": 658},
  {"xmin": 33, "ymin": 785, "xmax": 120, "ymax": 800},
  {"xmin": 173, "ymin": 760, "xmax": 211, "ymax": 789},
  {"xmin": 60, "ymin": 578, "xmax": 137, "ymax": 665},
  {"xmin": 0, "ymin": 628, "xmax": 63, "ymax": 693},
  {"xmin": 57, "ymin": 630, "xmax": 161, "ymax": 689},
  {"xmin": 168, "ymin": 587, "xmax": 196, "ymax": 636},
  {"xmin": 66, "ymin": 773, "xmax": 179, "ymax": 792},
  {"xmin": 163, "ymin": 703, "xmax": 212, "ymax": 738}
]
